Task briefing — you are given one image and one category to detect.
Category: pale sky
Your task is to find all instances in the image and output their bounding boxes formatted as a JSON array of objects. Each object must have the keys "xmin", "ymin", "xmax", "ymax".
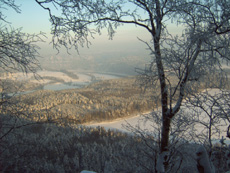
[{"xmin": 3, "ymin": 0, "xmax": 183, "ymax": 59}]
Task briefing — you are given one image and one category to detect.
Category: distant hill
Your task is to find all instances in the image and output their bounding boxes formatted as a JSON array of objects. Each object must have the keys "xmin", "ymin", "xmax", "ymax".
[{"xmin": 39, "ymin": 53, "xmax": 149, "ymax": 75}]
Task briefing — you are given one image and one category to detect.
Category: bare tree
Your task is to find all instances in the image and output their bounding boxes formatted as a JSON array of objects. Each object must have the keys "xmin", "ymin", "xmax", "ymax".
[
  {"xmin": 185, "ymin": 89, "xmax": 229, "ymax": 152},
  {"xmin": 0, "ymin": 27, "xmax": 43, "ymax": 73},
  {"xmin": 0, "ymin": 1, "xmax": 45, "ymax": 169},
  {"xmin": 35, "ymin": 0, "xmax": 230, "ymax": 171},
  {"xmin": 0, "ymin": 0, "xmax": 44, "ymax": 73},
  {"xmin": 0, "ymin": 0, "xmax": 44, "ymax": 140}
]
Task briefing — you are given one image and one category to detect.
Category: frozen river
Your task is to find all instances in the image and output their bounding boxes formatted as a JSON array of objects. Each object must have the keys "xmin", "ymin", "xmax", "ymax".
[
  {"xmin": 3, "ymin": 71, "xmax": 229, "ymax": 144},
  {"xmin": 88, "ymin": 89, "xmax": 230, "ymax": 144},
  {"xmin": 3, "ymin": 70, "xmax": 126, "ymax": 91},
  {"xmin": 42, "ymin": 71, "xmax": 125, "ymax": 90},
  {"xmin": 43, "ymin": 72, "xmax": 125, "ymax": 91}
]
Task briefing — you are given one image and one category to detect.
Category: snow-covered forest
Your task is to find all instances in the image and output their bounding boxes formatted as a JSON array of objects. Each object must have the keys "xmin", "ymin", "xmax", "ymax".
[
  {"xmin": 1, "ymin": 75, "xmax": 230, "ymax": 172},
  {"xmin": 1, "ymin": 0, "xmax": 230, "ymax": 172},
  {"xmin": 1, "ymin": 116, "xmax": 230, "ymax": 172}
]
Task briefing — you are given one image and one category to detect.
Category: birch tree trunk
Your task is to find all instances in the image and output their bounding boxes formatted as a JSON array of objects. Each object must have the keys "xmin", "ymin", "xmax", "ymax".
[{"xmin": 35, "ymin": 0, "xmax": 230, "ymax": 171}]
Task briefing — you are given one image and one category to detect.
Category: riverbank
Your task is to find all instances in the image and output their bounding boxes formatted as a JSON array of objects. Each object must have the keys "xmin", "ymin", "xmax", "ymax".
[{"xmin": 0, "ymin": 70, "xmax": 129, "ymax": 93}]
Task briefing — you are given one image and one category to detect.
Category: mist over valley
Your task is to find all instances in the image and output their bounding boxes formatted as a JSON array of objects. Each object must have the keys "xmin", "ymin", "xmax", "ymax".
[{"xmin": 2, "ymin": 0, "xmax": 230, "ymax": 172}]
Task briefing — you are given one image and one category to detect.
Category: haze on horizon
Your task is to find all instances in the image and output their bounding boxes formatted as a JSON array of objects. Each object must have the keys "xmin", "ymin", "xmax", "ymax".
[{"xmin": 4, "ymin": 0, "xmax": 183, "ymax": 74}]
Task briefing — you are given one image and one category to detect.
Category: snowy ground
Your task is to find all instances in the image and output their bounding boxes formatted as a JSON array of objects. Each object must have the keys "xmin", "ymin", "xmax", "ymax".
[
  {"xmin": 1, "ymin": 71, "xmax": 78, "ymax": 82},
  {"xmin": 36, "ymin": 71, "xmax": 90, "ymax": 83},
  {"xmin": 1, "ymin": 70, "xmax": 122, "ymax": 91},
  {"xmin": 88, "ymin": 89, "xmax": 230, "ymax": 144},
  {"xmin": 88, "ymin": 112, "xmax": 153, "ymax": 132}
]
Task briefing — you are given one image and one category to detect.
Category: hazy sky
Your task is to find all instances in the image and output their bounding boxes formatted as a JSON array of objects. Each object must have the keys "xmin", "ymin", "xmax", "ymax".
[{"xmin": 3, "ymin": 0, "xmax": 182, "ymax": 59}]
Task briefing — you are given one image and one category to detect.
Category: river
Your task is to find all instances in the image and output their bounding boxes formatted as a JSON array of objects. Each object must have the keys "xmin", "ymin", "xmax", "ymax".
[
  {"xmin": 88, "ymin": 89, "xmax": 230, "ymax": 144},
  {"xmin": 2, "ymin": 70, "xmax": 126, "ymax": 92}
]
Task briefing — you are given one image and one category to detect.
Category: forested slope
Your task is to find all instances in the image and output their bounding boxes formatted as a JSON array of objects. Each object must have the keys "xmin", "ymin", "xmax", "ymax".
[{"xmin": 8, "ymin": 77, "xmax": 157, "ymax": 124}]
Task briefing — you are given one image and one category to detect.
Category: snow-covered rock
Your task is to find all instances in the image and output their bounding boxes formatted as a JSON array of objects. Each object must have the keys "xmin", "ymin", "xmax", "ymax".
[{"xmin": 196, "ymin": 146, "xmax": 215, "ymax": 173}]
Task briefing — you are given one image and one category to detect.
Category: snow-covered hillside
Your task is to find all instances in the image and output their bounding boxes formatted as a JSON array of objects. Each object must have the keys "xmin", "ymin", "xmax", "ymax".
[{"xmin": 88, "ymin": 89, "xmax": 229, "ymax": 143}]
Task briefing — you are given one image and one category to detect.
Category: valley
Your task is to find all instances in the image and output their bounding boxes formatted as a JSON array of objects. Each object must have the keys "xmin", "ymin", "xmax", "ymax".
[
  {"xmin": 1, "ymin": 69, "xmax": 230, "ymax": 173},
  {"xmin": 1, "ymin": 69, "xmax": 229, "ymax": 127},
  {"xmin": 0, "ymin": 70, "xmax": 158, "ymax": 125}
]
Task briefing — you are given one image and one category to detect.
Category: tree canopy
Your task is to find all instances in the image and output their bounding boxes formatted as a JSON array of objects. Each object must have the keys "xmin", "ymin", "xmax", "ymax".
[
  {"xmin": 0, "ymin": 0, "xmax": 43, "ymax": 73},
  {"xmin": 35, "ymin": 0, "xmax": 230, "ymax": 170}
]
